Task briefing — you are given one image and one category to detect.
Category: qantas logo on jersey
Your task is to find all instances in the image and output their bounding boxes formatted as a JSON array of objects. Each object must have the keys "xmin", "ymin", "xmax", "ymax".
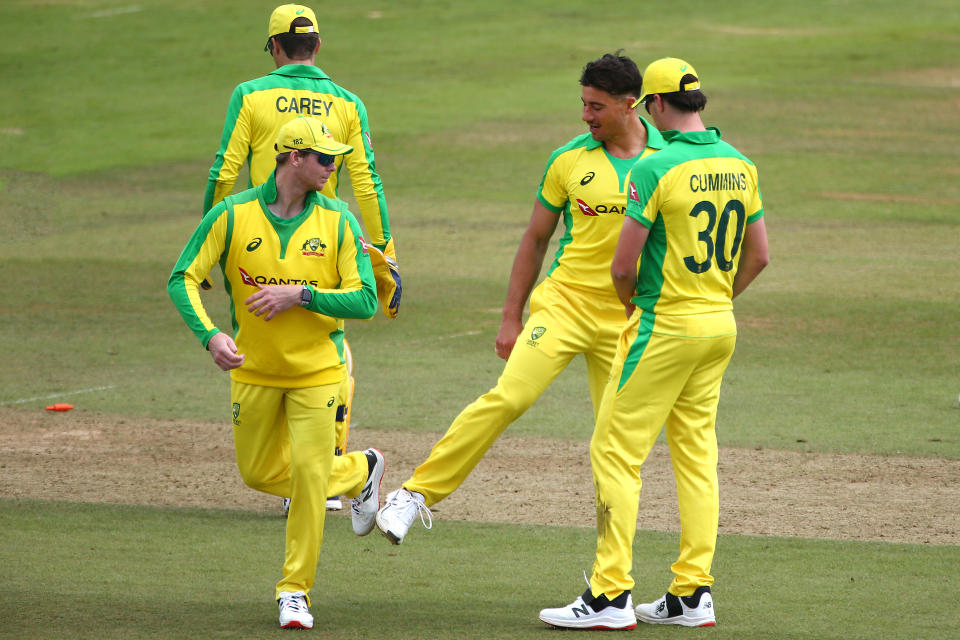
[
  {"xmin": 238, "ymin": 266, "xmax": 319, "ymax": 288},
  {"xmin": 629, "ymin": 182, "xmax": 640, "ymax": 203},
  {"xmin": 575, "ymin": 199, "xmax": 598, "ymax": 216},
  {"xmin": 275, "ymin": 96, "xmax": 333, "ymax": 117},
  {"xmin": 238, "ymin": 266, "xmax": 258, "ymax": 287},
  {"xmin": 364, "ymin": 131, "xmax": 372, "ymax": 149},
  {"xmin": 575, "ymin": 199, "xmax": 626, "ymax": 216},
  {"xmin": 301, "ymin": 237, "xmax": 327, "ymax": 257}
]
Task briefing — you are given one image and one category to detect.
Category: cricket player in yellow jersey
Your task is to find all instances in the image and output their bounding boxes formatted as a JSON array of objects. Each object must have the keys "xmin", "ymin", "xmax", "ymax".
[
  {"xmin": 169, "ymin": 117, "xmax": 387, "ymax": 630},
  {"xmin": 539, "ymin": 58, "xmax": 770, "ymax": 630},
  {"xmin": 376, "ymin": 53, "xmax": 665, "ymax": 543},
  {"xmin": 205, "ymin": 4, "xmax": 401, "ymax": 509}
]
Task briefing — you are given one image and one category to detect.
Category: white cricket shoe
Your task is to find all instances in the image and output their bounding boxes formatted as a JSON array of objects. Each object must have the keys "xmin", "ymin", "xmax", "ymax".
[
  {"xmin": 635, "ymin": 586, "xmax": 715, "ymax": 627},
  {"xmin": 539, "ymin": 589, "xmax": 636, "ymax": 630},
  {"xmin": 281, "ymin": 498, "xmax": 291, "ymax": 517},
  {"xmin": 375, "ymin": 488, "xmax": 432, "ymax": 544},
  {"xmin": 277, "ymin": 591, "xmax": 313, "ymax": 629},
  {"xmin": 351, "ymin": 449, "xmax": 385, "ymax": 536},
  {"xmin": 326, "ymin": 497, "xmax": 343, "ymax": 511}
]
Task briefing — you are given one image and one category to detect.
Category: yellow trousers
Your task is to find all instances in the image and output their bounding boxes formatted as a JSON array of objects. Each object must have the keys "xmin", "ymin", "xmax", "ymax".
[
  {"xmin": 589, "ymin": 309, "xmax": 736, "ymax": 599},
  {"xmin": 230, "ymin": 381, "xmax": 369, "ymax": 601},
  {"xmin": 405, "ymin": 279, "xmax": 625, "ymax": 506}
]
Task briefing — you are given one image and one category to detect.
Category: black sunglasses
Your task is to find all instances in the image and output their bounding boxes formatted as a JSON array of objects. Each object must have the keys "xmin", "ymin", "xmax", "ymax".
[{"xmin": 304, "ymin": 150, "xmax": 337, "ymax": 166}]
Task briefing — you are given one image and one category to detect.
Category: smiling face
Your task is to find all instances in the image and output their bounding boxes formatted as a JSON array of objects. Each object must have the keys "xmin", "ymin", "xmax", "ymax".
[{"xmin": 581, "ymin": 85, "xmax": 635, "ymax": 143}]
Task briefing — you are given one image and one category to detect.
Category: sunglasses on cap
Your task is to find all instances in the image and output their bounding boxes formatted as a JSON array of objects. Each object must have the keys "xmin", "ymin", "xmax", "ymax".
[{"xmin": 301, "ymin": 150, "xmax": 337, "ymax": 166}]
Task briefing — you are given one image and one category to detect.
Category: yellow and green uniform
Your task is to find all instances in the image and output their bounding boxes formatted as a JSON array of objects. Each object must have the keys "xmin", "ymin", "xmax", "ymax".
[
  {"xmin": 403, "ymin": 120, "xmax": 665, "ymax": 506},
  {"xmin": 204, "ymin": 64, "xmax": 391, "ymax": 251},
  {"xmin": 168, "ymin": 173, "xmax": 377, "ymax": 599},
  {"xmin": 589, "ymin": 127, "xmax": 764, "ymax": 600}
]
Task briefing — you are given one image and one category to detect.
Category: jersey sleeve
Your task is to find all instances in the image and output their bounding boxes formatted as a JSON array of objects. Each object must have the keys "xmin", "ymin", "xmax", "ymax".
[
  {"xmin": 167, "ymin": 204, "xmax": 229, "ymax": 346},
  {"xmin": 338, "ymin": 98, "xmax": 391, "ymax": 250},
  {"xmin": 746, "ymin": 166, "xmax": 764, "ymax": 224},
  {"xmin": 536, "ymin": 148, "xmax": 571, "ymax": 213},
  {"xmin": 624, "ymin": 158, "xmax": 662, "ymax": 229},
  {"xmin": 304, "ymin": 208, "xmax": 377, "ymax": 320},
  {"xmin": 204, "ymin": 86, "xmax": 251, "ymax": 215}
]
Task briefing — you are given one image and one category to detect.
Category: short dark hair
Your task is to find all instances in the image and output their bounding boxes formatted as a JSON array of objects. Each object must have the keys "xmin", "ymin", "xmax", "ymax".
[
  {"xmin": 273, "ymin": 17, "xmax": 319, "ymax": 59},
  {"xmin": 657, "ymin": 73, "xmax": 707, "ymax": 112},
  {"xmin": 580, "ymin": 51, "xmax": 643, "ymax": 99}
]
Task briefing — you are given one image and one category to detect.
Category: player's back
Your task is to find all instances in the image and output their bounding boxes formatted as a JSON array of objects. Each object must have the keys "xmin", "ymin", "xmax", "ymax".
[{"xmin": 626, "ymin": 128, "xmax": 763, "ymax": 317}]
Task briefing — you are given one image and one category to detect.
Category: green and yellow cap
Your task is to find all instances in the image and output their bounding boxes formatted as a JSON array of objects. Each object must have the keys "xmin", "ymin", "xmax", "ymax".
[
  {"xmin": 275, "ymin": 116, "xmax": 353, "ymax": 157},
  {"xmin": 265, "ymin": 4, "xmax": 318, "ymax": 51},
  {"xmin": 632, "ymin": 58, "xmax": 700, "ymax": 108}
]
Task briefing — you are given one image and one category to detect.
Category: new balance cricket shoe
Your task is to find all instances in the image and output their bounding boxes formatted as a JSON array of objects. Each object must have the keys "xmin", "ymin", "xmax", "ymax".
[
  {"xmin": 375, "ymin": 487, "xmax": 433, "ymax": 545},
  {"xmin": 635, "ymin": 586, "xmax": 715, "ymax": 627},
  {"xmin": 326, "ymin": 496, "xmax": 343, "ymax": 511},
  {"xmin": 277, "ymin": 591, "xmax": 313, "ymax": 629},
  {"xmin": 539, "ymin": 589, "xmax": 636, "ymax": 630},
  {"xmin": 351, "ymin": 448, "xmax": 385, "ymax": 536}
]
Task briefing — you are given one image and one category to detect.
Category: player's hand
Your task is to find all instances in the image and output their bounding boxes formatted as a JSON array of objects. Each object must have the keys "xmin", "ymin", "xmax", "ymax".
[
  {"xmin": 623, "ymin": 302, "xmax": 636, "ymax": 319},
  {"xmin": 207, "ymin": 332, "xmax": 245, "ymax": 371},
  {"xmin": 495, "ymin": 317, "xmax": 523, "ymax": 361},
  {"xmin": 245, "ymin": 284, "xmax": 301, "ymax": 321}
]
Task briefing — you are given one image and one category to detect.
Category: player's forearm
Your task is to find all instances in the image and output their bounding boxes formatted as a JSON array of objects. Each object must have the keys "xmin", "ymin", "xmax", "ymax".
[
  {"xmin": 612, "ymin": 271, "xmax": 638, "ymax": 309},
  {"xmin": 732, "ymin": 219, "xmax": 770, "ymax": 299},
  {"xmin": 167, "ymin": 271, "xmax": 220, "ymax": 347},
  {"xmin": 502, "ymin": 232, "xmax": 550, "ymax": 321},
  {"xmin": 305, "ymin": 281, "xmax": 377, "ymax": 320}
]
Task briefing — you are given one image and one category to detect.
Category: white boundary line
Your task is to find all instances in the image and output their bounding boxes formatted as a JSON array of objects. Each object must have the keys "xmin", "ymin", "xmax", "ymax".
[{"xmin": 2, "ymin": 385, "xmax": 117, "ymax": 406}]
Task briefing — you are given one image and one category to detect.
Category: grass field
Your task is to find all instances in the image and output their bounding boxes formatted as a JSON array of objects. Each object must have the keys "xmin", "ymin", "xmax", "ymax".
[{"xmin": 1, "ymin": 0, "xmax": 959, "ymax": 638}]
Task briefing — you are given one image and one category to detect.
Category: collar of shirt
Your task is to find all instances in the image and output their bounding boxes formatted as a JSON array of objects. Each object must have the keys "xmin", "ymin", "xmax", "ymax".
[
  {"xmin": 661, "ymin": 127, "xmax": 722, "ymax": 145},
  {"xmin": 259, "ymin": 170, "xmax": 322, "ymax": 210},
  {"xmin": 269, "ymin": 64, "xmax": 331, "ymax": 80}
]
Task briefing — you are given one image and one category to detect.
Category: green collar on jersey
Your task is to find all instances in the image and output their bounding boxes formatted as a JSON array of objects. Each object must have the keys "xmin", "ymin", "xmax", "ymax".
[
  {"xmin": 269, "ymin": 64, "xmax": 331, "ymax": 81},
  {"xmin": 581, "ymin": 116, "xmax": 667, "ymax": 152},
  {"xmin": 660, "ymin": 127, "xmax": 722, "ymax": 145},
  {"xmin": 258, "ymin": 171, "xmax": 322, "ymax": 211}
]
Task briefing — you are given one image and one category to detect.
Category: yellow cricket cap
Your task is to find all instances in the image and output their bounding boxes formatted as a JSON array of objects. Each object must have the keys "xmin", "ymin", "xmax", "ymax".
[
  {"xmin": 265, "ymin": 4, "xmax": 318, "ymax": 50},
  {"xmin": 632, "ymin": 58, "xmax": 701, "ymax": 108},
  {"xmin": 275, "ymin": 117, "xmax": 353, "ymax": 157}
]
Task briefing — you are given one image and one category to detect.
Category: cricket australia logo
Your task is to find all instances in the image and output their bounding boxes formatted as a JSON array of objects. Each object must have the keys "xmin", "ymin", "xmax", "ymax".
[
  {"xmin": 301, "ymin": 237, "xmax": 326, "ymax": 257},
  {"xmin": 526, "ymin": 326, "xmax": 546, "ymax": 348},
  {"xmin": 232, "ymin": 402, "xmax": 241, "ymax": 425}
]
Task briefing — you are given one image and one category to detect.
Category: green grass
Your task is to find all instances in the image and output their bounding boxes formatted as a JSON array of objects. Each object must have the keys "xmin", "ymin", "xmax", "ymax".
[
  {"xmin": 2, "ymin": 499, "xmax": 957, "ymax": 640},
  {"xmin": 1, "ymin": 0, "xmax": 959, "ymax": 637}
]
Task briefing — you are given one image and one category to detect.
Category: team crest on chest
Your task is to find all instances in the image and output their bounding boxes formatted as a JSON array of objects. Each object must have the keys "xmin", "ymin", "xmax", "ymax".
[{"xmin": 301, "ymin": 237, "xmax": 327, "ymax": 257}]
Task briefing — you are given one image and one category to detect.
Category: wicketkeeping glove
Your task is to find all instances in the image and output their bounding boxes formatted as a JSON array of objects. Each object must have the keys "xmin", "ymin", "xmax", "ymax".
[{"xmin": 365, "ymin": 237, "xmax": 401, "ymax": 318}]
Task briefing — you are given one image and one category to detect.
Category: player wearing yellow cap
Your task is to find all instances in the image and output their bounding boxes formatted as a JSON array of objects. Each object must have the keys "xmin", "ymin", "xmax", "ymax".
[
  {"xmin": 375, "ymin": 53, "xmax": 665, "ymax": 544},
  {"xmin": 170, "ymin": 117, "xmax": 387, "ymax": 630},
  {"xmin": 539, "ymin": 58, "xmax": 770, "ymax": 630},
  {"xmin": 205, "ymin": 3, "xmax": 400, "ymax": 511}
]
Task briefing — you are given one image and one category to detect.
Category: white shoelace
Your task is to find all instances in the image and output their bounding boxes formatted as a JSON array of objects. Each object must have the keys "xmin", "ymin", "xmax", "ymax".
[
  {"xmin": 279, "ymin": 593, "xmax": 308, "ymax": 613},
  {"xmin": 390, "ymin": 490, "xmax": 434, "ymax": 530}
]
